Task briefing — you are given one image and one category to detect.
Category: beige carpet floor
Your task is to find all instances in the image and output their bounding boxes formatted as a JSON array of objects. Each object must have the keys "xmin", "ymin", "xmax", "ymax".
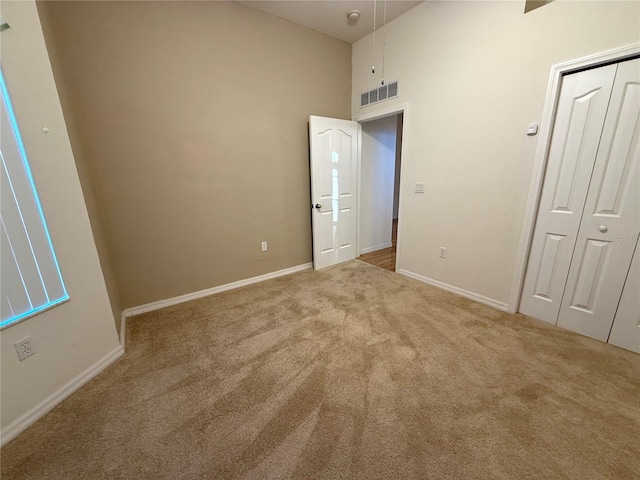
[{"xmin": 1, "ymin": 260, "xmax": 639, "ymax": 479}]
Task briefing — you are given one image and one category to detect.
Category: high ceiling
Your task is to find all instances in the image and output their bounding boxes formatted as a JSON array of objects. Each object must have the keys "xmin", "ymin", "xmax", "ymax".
[{"xmin": 236, "ymin": 1, "xmax": 424, "ymax": 44}]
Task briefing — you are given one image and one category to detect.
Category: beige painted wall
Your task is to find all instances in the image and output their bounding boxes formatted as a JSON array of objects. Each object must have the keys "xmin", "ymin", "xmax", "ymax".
[
  {"xmin": 37, "ymin": 10, "xmax": 123, "ymax": 333},
  {"xmin": 37, "ymin": 1, "xmax": 352, "ymax": 309},
  {"xmin": 352, "ymin": 0, "xmax": 640, "ymax": 306},
  {"xmin": 0, "ymin": 0, "xmax": 121, "ymax": 437}
]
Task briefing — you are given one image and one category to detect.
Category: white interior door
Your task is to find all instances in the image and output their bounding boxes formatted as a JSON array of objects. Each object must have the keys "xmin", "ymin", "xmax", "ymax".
[
  {"xmin": 557, "ymin": 58, "xmax": 640, "ymax": 340},
  {"xmin": 309, "ymin": 115, "xmax": 359, "ymax": 270},
  {"xmin": 608, "ymin": 243, "xmax": 640, "ymax": 353},
  {"xmin": 519, "ymin": 64, "xmax": 617, "ymax": 323}
]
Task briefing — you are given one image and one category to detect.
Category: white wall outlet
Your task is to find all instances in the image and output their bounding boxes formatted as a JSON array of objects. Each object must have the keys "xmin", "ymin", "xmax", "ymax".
[
  {"xmin": 14, "ymin": 336, "xmax": 35, "ymax": 361},
  {"xmin": 261, "ymin": 241, "xmax": 268, "ymax": 252},
  {"xmin": 439, "ymin": 247, "xmax": 447, "ymax": 258},
  {"xmin": 415, "ymin": 182, "xmax": 425, "ymax": 193}
]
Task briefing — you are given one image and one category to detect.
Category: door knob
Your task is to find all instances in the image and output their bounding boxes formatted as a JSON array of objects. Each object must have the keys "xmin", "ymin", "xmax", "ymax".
[
  {"xmin": 315, "ymin": 203, "xmax": 322, "ymax": 209},
  {"xmin": 598, "ymin": 225, "xmax": 608, "ymax": 233}
]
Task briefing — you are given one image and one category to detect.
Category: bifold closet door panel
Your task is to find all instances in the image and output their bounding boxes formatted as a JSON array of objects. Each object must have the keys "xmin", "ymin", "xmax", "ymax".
[
  {"xmin": 557, "ymin": 58, "xmax": 640, "ymax": 341},
  {"xmin": 519, "ymin": 64, "xmax": 617, "ymax": 324},
  {"xmin": 608, "ymin": 243, "xmax": 640, "ymax": 353}
]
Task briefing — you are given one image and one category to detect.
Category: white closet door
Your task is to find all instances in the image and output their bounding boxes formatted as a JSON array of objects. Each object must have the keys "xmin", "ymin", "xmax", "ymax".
[
  {"xmin": 557, "ymin": 59, "xmax": 640, "ymax": 341},
  {"xmin": 519, "ymin": 64, "xmax": 617, "ymax": 324},
  {"xmin": 608, "ymin": 243, "xmax": 640, "ymax": 353}
]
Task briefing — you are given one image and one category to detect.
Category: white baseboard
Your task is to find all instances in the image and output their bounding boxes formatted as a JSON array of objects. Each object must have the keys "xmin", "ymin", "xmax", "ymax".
[
  {"xmin": 359, "ymin": 242, "xmax": 393, "ymax": 255},
  {"xmin": 398, "ymin": 269, "xmax": 508, "ymax": 312},
  {"xmin": 123, "ymin": 262, "xmax": 314, "ymax": 318},
  {"xmin": 0, "ymin": 345, "xmax": 124, "ymax": 447}
]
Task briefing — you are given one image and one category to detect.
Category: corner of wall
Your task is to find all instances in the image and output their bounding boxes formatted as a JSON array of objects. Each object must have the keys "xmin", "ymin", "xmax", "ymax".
[{"xmin": 36, "ymin": 0, "xmax": 123, "ymax": 334}]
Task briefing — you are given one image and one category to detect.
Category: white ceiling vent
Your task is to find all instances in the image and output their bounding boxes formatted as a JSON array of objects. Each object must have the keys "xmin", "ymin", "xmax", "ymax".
[{"xmin": 360, "ymin": 81, "xmax": 398, "ymax": 108}]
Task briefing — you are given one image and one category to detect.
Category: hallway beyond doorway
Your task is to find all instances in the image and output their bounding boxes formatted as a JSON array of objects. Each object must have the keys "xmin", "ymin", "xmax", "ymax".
[{"xmin": 359, "ymin": 219, "xmax": 397, "ymax": 271}]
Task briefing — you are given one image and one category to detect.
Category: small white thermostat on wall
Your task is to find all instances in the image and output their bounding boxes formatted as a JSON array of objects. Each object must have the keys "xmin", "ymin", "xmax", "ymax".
[{"xmin": 527, "ymin": 123, "xmax": 539, "ymax": 136}]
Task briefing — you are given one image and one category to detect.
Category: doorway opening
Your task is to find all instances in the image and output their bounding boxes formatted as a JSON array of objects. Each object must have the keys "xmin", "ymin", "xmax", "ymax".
[{"xmin": 358, "ymin": 113, "xmax": 403, "ymax": 272}]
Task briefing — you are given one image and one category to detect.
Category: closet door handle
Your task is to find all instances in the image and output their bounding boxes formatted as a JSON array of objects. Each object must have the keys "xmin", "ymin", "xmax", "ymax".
[{"xmin": 598, "ymin": 225, "xmax": 608, "ymax": 233}]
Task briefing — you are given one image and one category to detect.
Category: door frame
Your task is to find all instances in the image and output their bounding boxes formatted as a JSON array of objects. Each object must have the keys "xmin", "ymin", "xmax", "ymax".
[
  {"xmin": 354, "ymin": 103, "xmax": 409, "ymax": 272},
  {"xmin": 508, "ymin": 43, "xmax": 640, "ymax": 314}
]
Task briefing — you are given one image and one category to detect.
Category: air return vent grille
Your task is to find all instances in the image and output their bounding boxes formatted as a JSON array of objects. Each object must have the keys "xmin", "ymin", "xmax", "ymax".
[{"xmin": 360, "ymin": 81, "xmax": 398, "ymax": 108}]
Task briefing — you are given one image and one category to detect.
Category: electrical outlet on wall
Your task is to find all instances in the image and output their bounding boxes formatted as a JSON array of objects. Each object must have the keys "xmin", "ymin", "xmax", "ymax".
[
  {"xmin": 14, "ymin": 336, "xmax": 35, "ymax": 361},
  {"xmin": 440, "ymin": 247, "xmax": 447, "ymax": 258},
  {"xmin": 261, "ymin": 241, "xmax": 268, "ymax": 252}
]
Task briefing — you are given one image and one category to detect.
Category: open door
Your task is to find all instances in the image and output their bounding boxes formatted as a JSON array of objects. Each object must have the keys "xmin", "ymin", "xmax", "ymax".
[{"xmin": 309, "ymin": 115, "xmax": 360, "ymax": 270}]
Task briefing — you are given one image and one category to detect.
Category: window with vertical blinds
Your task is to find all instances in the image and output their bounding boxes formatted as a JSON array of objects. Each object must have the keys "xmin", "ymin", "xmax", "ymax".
[{"xmin": 1, "ymin": 68, "xmax": 68, "ymax": 328}]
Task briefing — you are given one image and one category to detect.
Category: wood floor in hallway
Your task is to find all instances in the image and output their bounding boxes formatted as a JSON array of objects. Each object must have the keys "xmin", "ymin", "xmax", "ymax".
[{"xmin": 358, "ymin": 219, "xmax": 397, "ymax": 271}]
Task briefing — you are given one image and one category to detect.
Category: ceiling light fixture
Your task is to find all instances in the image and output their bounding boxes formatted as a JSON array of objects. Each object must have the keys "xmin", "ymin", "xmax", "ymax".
[{"xmin": 347, "ymin": 10, "xmax": 360, "ymax": 24}]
